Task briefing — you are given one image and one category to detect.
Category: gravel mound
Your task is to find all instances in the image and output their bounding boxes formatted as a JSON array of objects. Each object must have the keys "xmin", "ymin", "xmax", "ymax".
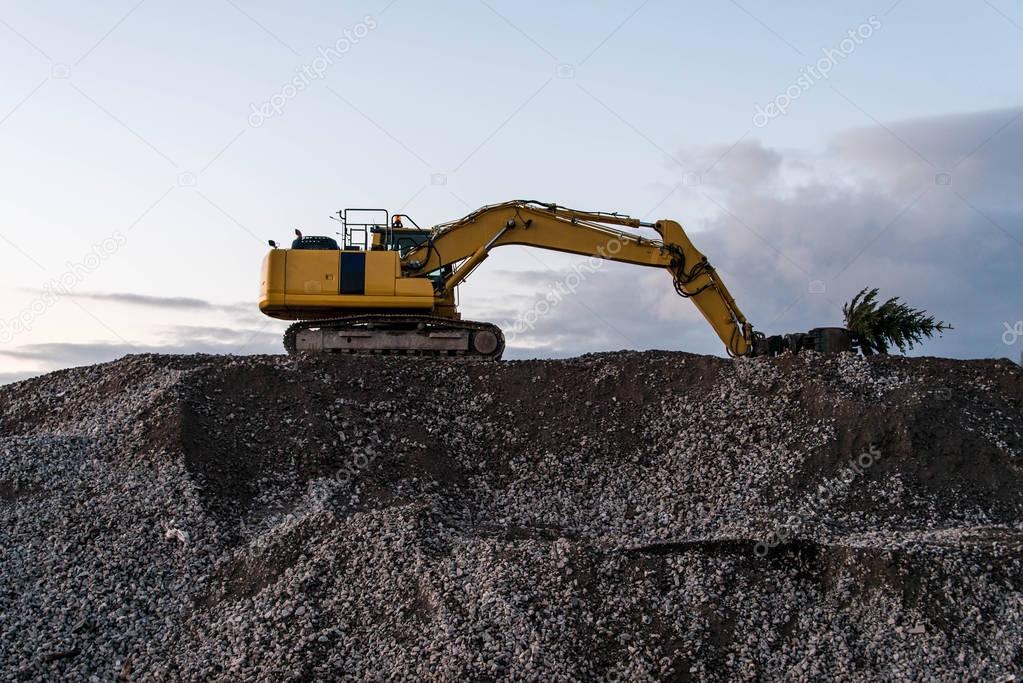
[{"xmin": 1, "ymin": 351, "xmax": 1021, "ymax": 681}]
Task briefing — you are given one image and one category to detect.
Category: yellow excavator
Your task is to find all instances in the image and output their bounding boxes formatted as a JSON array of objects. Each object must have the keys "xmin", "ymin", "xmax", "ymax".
[{"xmin": 259, "ymin": 200, "xmax": 851, "ymax": 359}]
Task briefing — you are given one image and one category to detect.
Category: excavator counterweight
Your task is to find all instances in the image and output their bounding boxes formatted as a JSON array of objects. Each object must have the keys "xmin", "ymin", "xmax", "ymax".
[{"xmin": 259, "ymin": 200, "xmax": 853, "ymax": 359}]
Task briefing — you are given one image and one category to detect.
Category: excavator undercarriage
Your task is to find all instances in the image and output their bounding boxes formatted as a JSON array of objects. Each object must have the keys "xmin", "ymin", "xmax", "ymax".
[{"xmin": 283, "ymin": 315, "xmax": 505, "ymax": 359}]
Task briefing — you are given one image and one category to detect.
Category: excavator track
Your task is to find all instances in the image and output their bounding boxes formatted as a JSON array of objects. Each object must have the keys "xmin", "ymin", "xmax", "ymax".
[{"xmin": 283, "ymin": 314, "xmax": 505, "ymax": 360}]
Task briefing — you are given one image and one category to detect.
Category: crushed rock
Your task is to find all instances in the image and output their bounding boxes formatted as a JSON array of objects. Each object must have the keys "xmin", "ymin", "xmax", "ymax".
[{"xmin": 0, "ymin": 350, "xmax": 1021, "ymax": 680}]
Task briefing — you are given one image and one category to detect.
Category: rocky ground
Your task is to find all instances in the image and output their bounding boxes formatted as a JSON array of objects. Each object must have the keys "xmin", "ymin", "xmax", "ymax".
[{"xmin": 0, "ymin": 350, "xmax": 1021, "ymax": 681}]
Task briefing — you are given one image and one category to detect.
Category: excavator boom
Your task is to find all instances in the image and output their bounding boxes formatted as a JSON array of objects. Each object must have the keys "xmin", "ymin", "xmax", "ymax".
[{"xmin": 401, "ymin": 201, "xmax": 755, "ymax": 356}]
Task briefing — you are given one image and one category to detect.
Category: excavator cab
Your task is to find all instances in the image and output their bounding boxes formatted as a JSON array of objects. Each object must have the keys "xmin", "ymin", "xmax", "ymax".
[{"xmin": 371, "ymin": 225, "xmax": 429, "ymax": 256}]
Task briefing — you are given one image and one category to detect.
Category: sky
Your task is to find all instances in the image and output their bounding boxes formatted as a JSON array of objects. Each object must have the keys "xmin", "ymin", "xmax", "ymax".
[{"xmin": 1, "ymin": 0, "xmax": 1021, "ymax": 383}]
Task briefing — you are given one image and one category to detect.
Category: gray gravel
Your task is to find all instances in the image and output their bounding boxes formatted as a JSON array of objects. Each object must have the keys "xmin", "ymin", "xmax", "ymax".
[{"xmin": 0, "ymin": 350, "xmax": 1021, "ymax": 681}]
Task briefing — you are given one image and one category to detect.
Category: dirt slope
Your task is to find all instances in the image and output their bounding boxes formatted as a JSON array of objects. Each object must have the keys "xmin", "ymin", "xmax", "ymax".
[{"xmin": 1, "ymin": 351, "xmax": 1021, "ymax": 681}]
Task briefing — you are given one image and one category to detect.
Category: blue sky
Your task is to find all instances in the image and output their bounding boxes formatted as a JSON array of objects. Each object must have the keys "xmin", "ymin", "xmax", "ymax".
[{"xmin": 1, "ymin": 1, "xmax": 1022, "ymax": 382}]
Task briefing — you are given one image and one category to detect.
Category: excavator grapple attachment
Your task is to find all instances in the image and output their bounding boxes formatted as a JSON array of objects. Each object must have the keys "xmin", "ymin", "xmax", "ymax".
[{"xmin": 752, "ymin": 327, "xmax": 855, "ymax": 356}]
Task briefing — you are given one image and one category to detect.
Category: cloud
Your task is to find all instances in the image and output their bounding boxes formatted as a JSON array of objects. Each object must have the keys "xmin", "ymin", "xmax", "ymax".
[
  {"xmin": 21, "ymin": 290, "xmax": 253, "ymax": 314},
  {"xmin": 828, "ymin": 107, "xmax": 1023, "ymax": 200},
  {"xmin": 465, "ymin": 262, "xmax": 719, "ymax": 357},
  {"xmin": 685, "ymin": 139, "xmax": 784, "ymax": 190},
  {"xmin": 0, "ymin": 370, "xmax": 44, "ymax": 386},
  {"xmin": 474, "ymin": 107, "xmax": 1023, "ymax": 360},
  {"xmin": 0, "ymin": 325, "xmax": 285, "ymax": 369}
]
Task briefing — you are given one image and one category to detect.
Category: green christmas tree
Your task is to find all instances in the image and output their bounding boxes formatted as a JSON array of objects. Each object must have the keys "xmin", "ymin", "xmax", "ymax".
[{"xmin": 843, "ymin": 288, "xmax": 952, "ymax": 355}]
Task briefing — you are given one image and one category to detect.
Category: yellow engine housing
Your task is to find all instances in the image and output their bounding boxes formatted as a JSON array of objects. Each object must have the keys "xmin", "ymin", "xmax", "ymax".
[{"xmin": 259, "ymin": 248, "xmax": 436, "ymax": 321}]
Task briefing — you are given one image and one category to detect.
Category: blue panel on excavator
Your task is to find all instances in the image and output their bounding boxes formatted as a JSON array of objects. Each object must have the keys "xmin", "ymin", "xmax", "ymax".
[{"xmin": 340, "ymin": 252, "xmax": 366, "ymax": 295}]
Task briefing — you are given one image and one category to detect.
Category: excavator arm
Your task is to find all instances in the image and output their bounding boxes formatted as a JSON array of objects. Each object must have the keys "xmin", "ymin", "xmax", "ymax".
[{"xmin": 401, "ymin": 200, "xmax": 758, "ymax": 356}]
